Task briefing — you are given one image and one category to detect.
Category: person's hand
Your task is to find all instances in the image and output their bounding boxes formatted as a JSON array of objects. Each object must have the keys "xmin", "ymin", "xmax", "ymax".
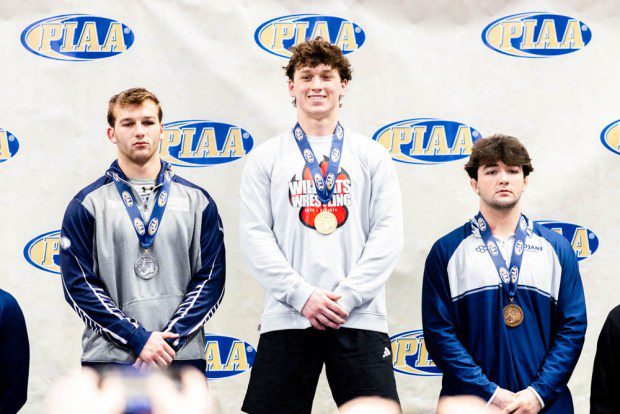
[
  {"xmin": 147, "ymin": 368, "xmax": 215, "ymax": 413},
  {"xmin": 492, "ymin": 387, "xmax": 516, "ymax": 410},
  {"xmin": 499, "ymin": 389, "xmax": 542, "ymax": 414},
  {"xmin": 301, "ymin": 289, "xmax": 348, "ymax": 330},
  {"xmin": 136, "ymin": 331, "xmax": 178, "ymax": 369},
  {"xmin": 45, "ymin": 369, "xmax": 125, "ymax": 414}
]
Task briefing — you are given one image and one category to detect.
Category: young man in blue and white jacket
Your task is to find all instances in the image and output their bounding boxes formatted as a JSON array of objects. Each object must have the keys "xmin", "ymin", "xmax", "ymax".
[
  {"xmin": 59, "ymin": 88, "xmax": 225, "ymax": 371},
  {"xmin": 422, "ymin": 134, "xmax": 586, "ymax": 413}
]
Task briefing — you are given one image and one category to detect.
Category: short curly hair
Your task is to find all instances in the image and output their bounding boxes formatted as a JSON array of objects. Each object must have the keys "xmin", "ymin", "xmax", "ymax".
[
  {"xmin": 284, "ymin": 37, "xmax": 352, "ymax": 81},
  {"xmin": 464, "ymin": 134, "xmax": 534, "ymax": 180}
]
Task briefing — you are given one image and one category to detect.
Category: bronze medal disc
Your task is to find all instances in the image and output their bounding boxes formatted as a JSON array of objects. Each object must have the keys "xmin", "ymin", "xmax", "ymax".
[
  {"xmin": 503, "ymin": 303, "xmax": 524, "ymax": 327},
  {"xmin": 314, "ymin": 211, "xmax": 338, "ymax": 235}
]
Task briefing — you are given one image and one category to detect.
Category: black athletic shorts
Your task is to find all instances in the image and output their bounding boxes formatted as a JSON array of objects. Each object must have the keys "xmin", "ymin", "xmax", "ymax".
[{"xmin": 242, "ymin": 327, "xmax": 399, "ymax": 414}]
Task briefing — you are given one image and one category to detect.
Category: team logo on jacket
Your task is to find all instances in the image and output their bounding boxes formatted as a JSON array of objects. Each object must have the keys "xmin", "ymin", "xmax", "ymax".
[
  {"xmin": 289, "ymin": 158, "xmax": 351, "ymax": 230},
  {"xmin": 161, "ymin": 120, "xmax": 253, "ymax": 167},
  {"xmin": 204, "ymin": 334, "xmax": 256, "ymax": 379},
  {"xmin": 482, "ymin": 13, "xmax": 591, "ymax": 58},
  {"xmin": 536, "ymin": 221, "xmax": 599, "ymax": 261},
  {"xmin": 600, "ymin": 120, "xmax": 620, "ymax": 156},
  {"xmin": 0, "ymin": 128, "xmax": 19, "ymax": 164},
  {"xmin": 390, "ymin": 330, "xmax": 441, "ymax": 376},
  {"xmin": 121, "ymin": 191, "xmax": 133, "ymax": 207},
  {"xmin": 24, "ymin": 230, "xmax": 61, "ymax": 274},
  {"xmin": 373, "ymin": 119, "xmax": 482, "ymax": 164},
  {"xmin": 255, "ymin": 14, "xmax": 365, "ymax": 58},
  {"xmin": 21, "ymin": 14, "xmax": 134, "ymax": 61}
]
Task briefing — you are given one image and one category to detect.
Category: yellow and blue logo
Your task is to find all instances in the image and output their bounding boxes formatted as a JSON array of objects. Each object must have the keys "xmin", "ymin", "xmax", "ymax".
[
  {"xmin": 601, "ymin": 120, "xmax": 620, "ymax": 155},
  {"xmin": 24, "ymin": 230, "xmax": 61, "ymax": 274},
  {"xmin": 373, "ymin": 118, "xmax": 482, "ymax": 165},
  {"xmin": 0, "ymin": 128, "xmax": 19, "ymax": 163},
  {"xmin": 391, "ymin": 330, "xmax": 441, "ymax": 376},
  {"xmin": 255, "ymin": 14, "xmax": 365, "ymax": 58},
  {"xmin": 161, "ymin": 120, "xmax": 253, "ymax": 167},
  {"xmin": 482, "ymin": 12, "xmax": 591, "ymax": 58},
  {"xmin": 21, "ymin": 14, "xmax": 134, "ymax": 61},
  {"xmin": 204, "ymin": 334, "xmax": 256, "ymax": 380},
  {"xmin": 536, "ymin": 221, "xmax": 599, "ymax": 261}
]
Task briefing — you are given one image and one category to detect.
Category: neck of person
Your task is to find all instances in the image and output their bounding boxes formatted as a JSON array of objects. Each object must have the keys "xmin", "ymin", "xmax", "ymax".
[
  {"xmin": 480, "ymin": 203, "xmax": 523, "ymax": 241},
  {"xmin": 118, "ymin": 155, "xmax": 161, "ymax": 180},
  {"xmin": 297, "ymin": 111, "xmax": 340, "ymax": 137}
]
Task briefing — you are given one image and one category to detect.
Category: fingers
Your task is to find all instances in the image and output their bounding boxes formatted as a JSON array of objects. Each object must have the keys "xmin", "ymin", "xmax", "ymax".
[
  {"xmin": 324, "ymin": 291, "xmax": 341, "ymax": 301},
  {"xmin": 310, "ymin": 318, "xmax": 326, "ymax": 330},
  {"xmin": 163, "ymin": 341, "xmax": 176, "ymax": 359},
  {"xmin": 322, "ymin": 304, "xmax": 347, "ymax": 324},
  {"xmin": 161, "ymin": 331, "xmax": 180, "ymax": 340},
  {"xmin": 316, "ymin": 314, "xmax": 340, "ymax": 329}
]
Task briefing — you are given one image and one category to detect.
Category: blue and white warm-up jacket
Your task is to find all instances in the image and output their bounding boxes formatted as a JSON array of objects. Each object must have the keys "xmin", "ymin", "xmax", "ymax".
[
  {"xmin": 59, "ymin": 160, "xmax": 225, "ymax": 363},
  {"xmin": 422, "ymin": 216, "xmax": 586, "ymax": 413}
]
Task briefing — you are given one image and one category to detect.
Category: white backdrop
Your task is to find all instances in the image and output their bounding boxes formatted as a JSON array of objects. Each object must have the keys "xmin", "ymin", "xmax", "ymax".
[{"xmin": 1, "ymin": 1, "xmax": 618, "ymax": 413}]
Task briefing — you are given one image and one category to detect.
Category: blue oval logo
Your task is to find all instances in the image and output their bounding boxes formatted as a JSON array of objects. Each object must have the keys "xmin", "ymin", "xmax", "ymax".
[
  {"xmin": 24, "ymin": 230, "xmax": 61, "ymax": 274},
  {"xmin": 373, "ymin": 118, "xmax": 482, "ymax": 165},
  {"xmin": 0, "ymin": 128, "xmax": 20, "ymax": 163},
  {"xmin": 204, "ymin": 334, "xmax": 256, "ymax": 379},
  {"xmin": 601, "ymin": 120, "xmax": 620, "ymax": 155},
  {"xmin": 255, "ymin": 14, "xmax": 365, "ymax": 58},
  {"xmin": 482, "ymin": 12, "xmax": 592, "ymax": 58},
  {"xmin": 161, "ymin": 120, "xmax": 254, "ymax": 167},
  {"xmin": 536, "ymin": 221, "xmax": 599, "ymax": 261},
  {"xmin": 21, "ymin": 14, "xmax": 134, "ymax": 61},
  {"xmin": 390, "ymin": 330, "xmax": 441, "ymax": 376}
]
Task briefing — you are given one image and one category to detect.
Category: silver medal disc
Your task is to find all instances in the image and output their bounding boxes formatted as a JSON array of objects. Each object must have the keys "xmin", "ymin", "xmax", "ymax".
[
  {"xmin": 314, "ymin": 211, "xmax": 338, "ymax": 235},
  {"xmin": 134, "ymin": 254, "xmax": 159, "ymax": 280}
]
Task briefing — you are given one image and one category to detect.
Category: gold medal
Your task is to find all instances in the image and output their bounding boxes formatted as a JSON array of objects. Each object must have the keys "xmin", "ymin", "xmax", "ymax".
[
  {"xmin": 503, "ymin": 302, "xmax": 524, "ymax": 327},
  {"xmin": 314, "ymin": 211, "xmax": 338, "ymax": 235}
]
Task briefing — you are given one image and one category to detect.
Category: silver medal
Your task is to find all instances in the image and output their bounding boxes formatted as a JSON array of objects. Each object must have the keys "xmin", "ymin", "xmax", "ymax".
[{"xmin": 134, "ymin": 251, "xmax": 159, "ymax": 280}]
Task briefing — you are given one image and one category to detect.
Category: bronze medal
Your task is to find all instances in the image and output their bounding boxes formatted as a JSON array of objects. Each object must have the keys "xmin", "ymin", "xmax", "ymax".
[
  {"xmin": 503, "ymin": 303, "xmax": 524, "ymax": 327},
  {"xmin": 314, "ymin": 211, "xmax": 338, "ymax": 235}
]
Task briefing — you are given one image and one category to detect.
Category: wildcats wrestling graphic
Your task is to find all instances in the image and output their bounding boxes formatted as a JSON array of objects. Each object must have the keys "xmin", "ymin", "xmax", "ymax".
[{"xmin": 289, "ymin": 156, "xmax": 351, "ymax": 230}]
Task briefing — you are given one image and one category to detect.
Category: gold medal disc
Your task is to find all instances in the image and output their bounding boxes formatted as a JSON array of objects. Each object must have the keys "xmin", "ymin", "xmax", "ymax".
[
  {"xmin": 503, "ymin": 303, "xmax": 524, "ymax": 327},
  {"xmin": 314, "ymin": 211, "xmax": 338, "ymax": 235}
]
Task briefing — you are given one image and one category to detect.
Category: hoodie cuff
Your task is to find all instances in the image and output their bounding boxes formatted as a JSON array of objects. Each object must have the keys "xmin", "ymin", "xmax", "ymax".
[
  {"xmin": 333, "ymin": 286, "xmax": 361, "ymax": 314},
  {"xmin": 128, "ymin": 326, "xmax": 152, "ymax": 357}
]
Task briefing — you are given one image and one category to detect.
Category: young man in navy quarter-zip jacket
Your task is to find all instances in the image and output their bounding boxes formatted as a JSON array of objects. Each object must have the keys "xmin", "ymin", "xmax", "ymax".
[{"xmin": 59, "ymin": 88, "xmax": 225, "ymax": 371}]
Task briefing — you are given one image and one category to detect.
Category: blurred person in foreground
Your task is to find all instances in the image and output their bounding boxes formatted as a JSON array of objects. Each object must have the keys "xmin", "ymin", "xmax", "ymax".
[
  {"xmin": 0, "ymin": 289, "xmax": 29, "ymax": 413},
  {"xmin": 590, "ymin": 305, "xmax": 620, "ymax": 413},
  {"xmin": 422, "ymin": 135, "xmax": 586, "ymax": 413}
]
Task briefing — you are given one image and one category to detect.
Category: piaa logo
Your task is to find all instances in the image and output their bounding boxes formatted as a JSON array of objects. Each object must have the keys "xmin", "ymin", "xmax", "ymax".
[
  {"xmin": 0, "ymin": 129, "xmax": 20, "ymax": 163},
  {"xmin": 373, "ymin": 118, "xmax": 481, "ymax": 165},
  {"xmin": 204, "ymin": 334, "xmax": 256, "ymax": 379},
  {"xmin": 255, "ymin": 14, "xmax": 365, "ymax": 58},
  {"xmin": 536, "ymin": 221, "xmax": 599, "ymax": 261},
  {"xmin": 600, "ymin": 120, "xmax": 620, "ymax": 156},
  {"xmin": 24, "ymin": 230, "xmax": 61, "ymax": 274},
  {"xmin": 161, "ymin": 120, "xmax": 253, "ymax": 167},
  {"xmin": 391, "ymin": 330, "xmax": 441, "ymax": 376},
  {"xmin": 482, "ymin": 12, "xmax": 591, "ymax": 58},
  {"xmin": 21, "ymin": 14, "xmax": 134, "ymax": 61}
]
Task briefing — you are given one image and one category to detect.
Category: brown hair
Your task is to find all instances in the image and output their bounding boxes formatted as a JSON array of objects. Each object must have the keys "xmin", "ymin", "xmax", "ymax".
[
  {"xmin": 107, "ymin": 87, "xmax": 163, "ymax": 127},
  {"xmin": 464, "ymin": 134, "xmax": 534, "ymax": 180},
  {"xmin": 284, "ymin": 37, "xmax": 352, "ymax": 82}
]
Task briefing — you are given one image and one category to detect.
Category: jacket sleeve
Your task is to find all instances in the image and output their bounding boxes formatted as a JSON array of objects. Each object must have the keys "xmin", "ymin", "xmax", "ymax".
[
  {"xmin": 422, "ymin": 241, "xmax": 498, "ymax": 401},
  {"xmin": 333, "ymin": 148, "xmax": 403, "ymax": 313},
  {"xmin": 163, "ymin": 199, "xmax": 225, "ymax": 352},
  {"xmin": 238, "ymin": 151, "xmax": 316, "ymax": 313},
  {"xmin": 0, "ymin": 292, "xmax": 29, "ymax": 413},
  {"xmin": 590, "ymin": 307, "xmax": 620, "ymax": 414},
  {"xmin": 59, "ymin": 199, "xmax": 151, "ymax": 356},
  {"xmin": 529, "ymin": 241, "xmax": 587, "ymax": 405}
]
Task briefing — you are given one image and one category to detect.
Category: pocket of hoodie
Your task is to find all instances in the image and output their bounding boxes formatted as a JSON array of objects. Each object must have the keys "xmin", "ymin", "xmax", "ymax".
[{"xmin": 122, "ymin": 295, "xmax": 185, "ymax": 331}]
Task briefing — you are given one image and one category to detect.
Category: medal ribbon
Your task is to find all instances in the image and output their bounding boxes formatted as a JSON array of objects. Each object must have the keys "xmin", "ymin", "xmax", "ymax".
[
  {"xmin": 293, "ymin": 122, "xmax": 344, "ymax": 204},
  {"xmin": 109, "ymin": 161, "xmax": 172, "ymax": 250},
  {"xmin": 476, "ymin": 212, "xmax": 528, "ymax": 301}
]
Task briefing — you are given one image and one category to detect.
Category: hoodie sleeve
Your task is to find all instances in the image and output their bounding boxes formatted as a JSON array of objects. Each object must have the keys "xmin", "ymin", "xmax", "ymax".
[
  {"xmin": 163, "ymin": 198, "xmax": 225, "ymax": 352},
  {"xmin": 60, "ymin": 199, "xmax": 152, "ymax": 356}
]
